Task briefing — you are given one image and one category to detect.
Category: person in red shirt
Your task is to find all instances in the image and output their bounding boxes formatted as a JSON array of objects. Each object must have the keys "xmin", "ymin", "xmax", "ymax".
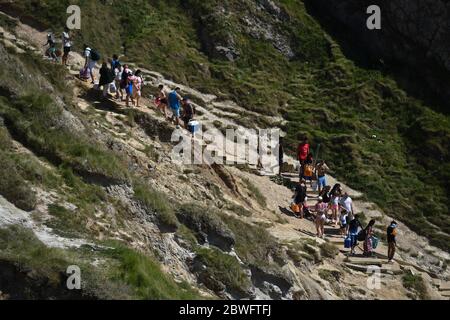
[{"xmin": 298, "ymin": 136, "xmax": 310, "ymax": 178}]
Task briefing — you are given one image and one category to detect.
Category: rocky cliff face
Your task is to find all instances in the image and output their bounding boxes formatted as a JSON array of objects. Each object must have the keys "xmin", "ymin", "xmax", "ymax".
[
  {"xmin": 1, "ymin": 3, "xmax": 450, "ymax": 300},
  {"xmin": 186, "ymin": 0, "xmax": 295, "ymax": 61},
  {"xmin": 305, "ymin": 0, "xmax": 450, "ymax": 109}
]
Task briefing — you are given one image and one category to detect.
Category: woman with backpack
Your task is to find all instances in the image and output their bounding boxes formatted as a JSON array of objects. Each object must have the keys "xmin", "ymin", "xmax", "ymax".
[
  {"xmin": 363, "ymin": 219, "xmax": 376, "ymax": 257},
  {"xmin": 83, "ymin": 45, "xmax": 99, "ymax": 84}
]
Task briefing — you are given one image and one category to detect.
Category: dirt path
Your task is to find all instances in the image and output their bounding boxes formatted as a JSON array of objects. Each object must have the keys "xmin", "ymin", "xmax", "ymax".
[{"xmin": 2, "ymin": 10, "xmax": 450, "ymax": 299}]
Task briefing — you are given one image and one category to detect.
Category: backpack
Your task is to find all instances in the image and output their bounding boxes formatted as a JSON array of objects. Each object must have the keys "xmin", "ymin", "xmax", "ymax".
[
  {"xmin": 357, "ymin": 229, "xmax": 367, "ymax": 241},
  {"xmin": 291, "ymin": 203, "xmax": 301, "ymax": 214},
  {"xmin": 90, "ymin": 49, "xmax": 100, "ymax": 61},
  {"xmin": 304, "ymin": 164, "xmax": 314, "ymax": 177}
]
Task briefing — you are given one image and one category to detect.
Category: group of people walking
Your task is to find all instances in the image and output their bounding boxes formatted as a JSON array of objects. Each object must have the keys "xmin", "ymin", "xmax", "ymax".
[
  {"xmin": 44, "ymin": 28, "xmax": 399, "ymax": 264},
  {"xmin": 43, "ymin": 28, "xmax": 72, "ymax": 65},
  {"xmin": 93, "ymin": 54, "xmax": 197, "ymax": 129},
  {"xmin": 83, "ymin": 49, "xmax": 144, "ymax": 109},
  {"xmin": 43, "ymin": 29, "xmax": 197, "ymax": 130},
  {"xmin": 291, "ymin": 137, "xmax": 399, "ymax": 263}
]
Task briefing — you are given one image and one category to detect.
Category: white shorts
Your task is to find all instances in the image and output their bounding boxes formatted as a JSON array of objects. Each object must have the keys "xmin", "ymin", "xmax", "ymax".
[{"xmin": 87, "ymin": 60, "xmax": 96, "ymax": 71}]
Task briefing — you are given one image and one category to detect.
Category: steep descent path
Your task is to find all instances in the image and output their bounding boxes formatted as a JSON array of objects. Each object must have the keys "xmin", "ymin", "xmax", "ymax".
[{"xmin": 1, "ymin": 10, "xmax": 450, "ymax": 300}]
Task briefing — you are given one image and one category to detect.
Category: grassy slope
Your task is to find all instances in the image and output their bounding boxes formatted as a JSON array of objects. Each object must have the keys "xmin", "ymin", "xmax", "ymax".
[
  {"xmin": 4, "ymin": 0, "xmax": 450, "ymax": 250},
  {"xmin": 0, "ymin": 226, "xmax": 202, "ymax": 299},
  {"xmin": 0, "ymin": 19, "xmax": 206, "ymax": 298}
]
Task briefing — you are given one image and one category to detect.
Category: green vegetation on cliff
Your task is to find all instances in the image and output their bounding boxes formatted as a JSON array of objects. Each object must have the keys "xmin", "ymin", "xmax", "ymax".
[{"xmin": 2, "ymin": 0, "xmax": 449, "ymax": 251}]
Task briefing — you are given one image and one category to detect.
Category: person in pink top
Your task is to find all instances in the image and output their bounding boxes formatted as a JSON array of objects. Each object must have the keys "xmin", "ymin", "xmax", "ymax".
[
  {"xmin": 297, "ymin": 136, "xmax": 310, "ymax": 178},
  {"xmin": 315, "ymin": 197, "xmax": 327, "ymax": 238}
]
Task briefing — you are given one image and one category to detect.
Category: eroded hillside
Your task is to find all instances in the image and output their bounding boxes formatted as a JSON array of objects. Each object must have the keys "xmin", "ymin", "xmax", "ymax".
[{"xmin": 0, "ymin": 1, "xmax": 449, "ymax": 300}]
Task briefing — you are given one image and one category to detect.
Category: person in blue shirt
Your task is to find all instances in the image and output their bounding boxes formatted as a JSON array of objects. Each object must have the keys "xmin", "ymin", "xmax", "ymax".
[
  {"xmin": 168, "ymin": 87, "xmax": 183, "ymax": 128},
  {"xmin": 111, "ymin": 54, "xmax": 121, "ymax": 71}
]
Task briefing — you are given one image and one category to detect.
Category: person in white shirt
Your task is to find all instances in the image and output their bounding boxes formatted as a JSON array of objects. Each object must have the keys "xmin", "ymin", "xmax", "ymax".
[
  {"xmin": 83, "ymin": 45, "xmax": 96, "ymax": 84},
  {"xmin": 62, "ymin": 27, "xmax": 71, "ymax": 66},
  {"xmin": 340, "ymin": 192, "xmax": 354, "ymax": 234},
  {"xmin": 340, "ymin": 193, "xmax": 354, "ymax": 217}
]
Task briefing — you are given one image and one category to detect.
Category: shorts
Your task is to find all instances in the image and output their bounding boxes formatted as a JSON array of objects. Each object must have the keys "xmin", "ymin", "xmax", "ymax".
[
  {"xmin": 318, "ymin": 176, "xmax": 326, "ymax": 188},
  {"xmin": 63, "ymin": 46, "xmax": 71, "ymax": 55},
  {"xmin": 87, "ymin": 60, "xmax": 96, "ymax": 72},
  {"xmin": 160, "ymin": 98, "xmax": 168, "ymax": 105},
  {"xmin": 331, "ymin": 204, "xmax": 339, "ymax": 210},
  {"xmin": 182, "ymin": 115, "xmax": 193, "ymax": 124},
  {"xmin": 171, "ymin": 107, "xmax": 180, "ymax": 118},
  {"xmin": 340, "ymin": 223, "xmax": 347, "ymax": 230},
  {"xmin": 126, "ymin": 83, "xmax": 133, "ymax": 95}
]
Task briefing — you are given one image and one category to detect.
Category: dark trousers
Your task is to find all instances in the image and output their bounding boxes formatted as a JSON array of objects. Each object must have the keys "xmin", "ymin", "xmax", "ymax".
[
  {"xmin": 299, "ymin": 159, "xmax": 306, "ymax": 178},
  {"xmin": 388, "ymin": 242, "xmax": 396, "ymax": 260}
]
